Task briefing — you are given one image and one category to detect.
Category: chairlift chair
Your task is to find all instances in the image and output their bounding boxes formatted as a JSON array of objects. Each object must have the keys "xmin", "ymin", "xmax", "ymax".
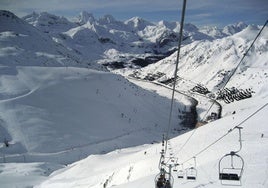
[
  {"xmin": 175, "ymin": 164, "xmax": 184, "ymax": 179},
  {"xmin": 218, "ymin": 126, "xmax": 244, "ymax": 186},
  {"xmin": 219, "ymin": 152, "xmax": 244, "ymax": 185},
  {"xmin": 186, "ymin": 167, "xmax": 197, "ymax": 180},
  {"xmin": 177, "ymin": 169, "xmax": 185, "ymax": 179},
  {"xmin": 173, "ymin": 162, "xmax": 178, "ymax": 172},
  {"xmin": 185, "ymin": 157, "xmax": 197, "ymax": 180}
]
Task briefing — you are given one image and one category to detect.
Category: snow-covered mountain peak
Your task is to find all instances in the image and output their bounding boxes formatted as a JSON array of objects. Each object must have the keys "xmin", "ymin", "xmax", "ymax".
[
  {"xmin": 199, "ymin": 25, "xmax": 226, "ymax": 39},
  {"xmin": 77, "ymin": 11, "xmax": 95, "ymax": 25},
  {"xmin": 236, "ymin": 21, "xmax": 248, "ymax": 28},
  {"xmin": 98, "ymin": 14, "xmax": 117, "ymax": 25},
  {"xmin": 0, "ymin": 10, "xmax": 17, "ymax": 19},
  {"xmin": 0, "ymin": 11, "xmax": 89, "ymax": 67},
  {"xmin": 233, "ymin": 24, "xmax": 263, "ymax": 40},
  {"xmin": 158, "ymin": 20, "xmax": 180, "ymax": 32},
  {"xmin": 22, "ymin": 11, "xmax": 76, "ymax": 35},
  {"xmin": 125, "ymin": 16, "xmax": 154, "ymax": 31},
  {"xmin": 96, "ymin": 14, "xmax": 132, "ymax": 32},
  {"xmin": 184, "ymin": 23, "xmax": 199, "ymax": 32},
  {"xmin": 23, "ymin": 11, "xmax": 71, "ymax": 26},
  {"xmin": 0, "ymin": 10, "xmax": 25, "ymax": 28},
  {"xmin": 21, "ymin": 11, "xmax": 39, "ymax": 23},
  {"xmin": 223, "ymin": 22, "xmax": 248, "ymax": 35},
  {"xmin": 0, "ymin": 10, "xmax": 45, "ymax": 36}
]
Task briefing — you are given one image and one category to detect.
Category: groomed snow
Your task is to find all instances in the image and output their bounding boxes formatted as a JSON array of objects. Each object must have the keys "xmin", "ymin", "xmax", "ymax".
[
  {"xmin": 36, "ymin": 99, "xmax": 268, "ymax": 188},
  {"xmin": 0, "ymin": 66, "xmax": 187, "ymax": 164}
]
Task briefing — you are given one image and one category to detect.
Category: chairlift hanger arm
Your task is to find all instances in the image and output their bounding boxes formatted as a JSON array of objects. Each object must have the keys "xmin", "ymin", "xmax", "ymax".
[{"xmin": 233, "ymin": 126, "xmax": 243, "ymax": 153}]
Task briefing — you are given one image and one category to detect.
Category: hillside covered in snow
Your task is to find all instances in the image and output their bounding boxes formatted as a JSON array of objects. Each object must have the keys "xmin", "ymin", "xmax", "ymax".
[
  {"xmin": 0, "ymin": 9, "xmax": 267, "ymax": 188},
  {"xmin": 119, "ymin": 23, "xmax": 268, "ymax": 117}
]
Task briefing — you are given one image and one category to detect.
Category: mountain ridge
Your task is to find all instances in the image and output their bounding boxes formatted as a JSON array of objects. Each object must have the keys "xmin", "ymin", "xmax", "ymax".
[{"xmin": 19, "ymin": 10, "xmax": 251, "ymax": 66}]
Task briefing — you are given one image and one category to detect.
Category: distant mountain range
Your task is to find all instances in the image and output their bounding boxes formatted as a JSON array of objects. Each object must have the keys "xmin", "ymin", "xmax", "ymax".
[{"xmin": 20, "ymin": 11, "xmax": 249, "ymax": 68}]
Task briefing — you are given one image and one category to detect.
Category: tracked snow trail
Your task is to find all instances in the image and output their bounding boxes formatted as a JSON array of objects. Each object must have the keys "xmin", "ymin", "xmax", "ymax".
[{"xmin": 0, "ymin": 87, "xmax": 39, "ymax": 103}]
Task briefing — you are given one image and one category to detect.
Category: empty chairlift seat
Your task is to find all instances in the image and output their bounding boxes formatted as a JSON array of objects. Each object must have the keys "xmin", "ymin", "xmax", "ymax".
[
  {"xmin": 219, "ymin": 172, "xmax": 240, "ymax": 181},
  {"xmin": 218, "ymin": 152, "xmax": 244, "ymax": 185},
  {"xmin": 186, "ymin": 167, "xmax": 197, "ymax": 180},
  {"xmin": 176, "ymin": 166, "xmax": 184, "ymax": 179},
  {"xmin": 177, "ymin": 170, "xmax": 184, "ymax": 179}
]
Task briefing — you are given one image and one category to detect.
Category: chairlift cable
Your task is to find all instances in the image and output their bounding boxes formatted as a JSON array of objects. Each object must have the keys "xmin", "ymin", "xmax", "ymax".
[
  {"xmin": 165, "ymin": 0, "xmax": 187, "ymax": 151},
  {"xmin": 172, "ymin": 20, "xmax": 268, "ymax": 160},
  {"xmin": 181, "ymin": 103, "xmax": 267, "ymax": 164},
  {"xmin": 156, "ymin": 2, "xmax": 187, "ymax": 187}
]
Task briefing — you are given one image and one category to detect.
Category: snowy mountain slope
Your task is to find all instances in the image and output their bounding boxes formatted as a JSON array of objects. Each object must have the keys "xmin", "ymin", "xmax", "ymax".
[
  {"xmin": 52, "ymin": 14, "xmax": 144, "ymax": 62},
  {"xmin": 35, "ymin": 99, "xmax": 268, "ymax": 188},
  {"xmin": 0, "ymin": 10, "xmax": 92, "ymax": 68},
  {"xmin": 125, "ymin": 17, "xmax": 154, "ymax": 31},
  {"xmin": 0, "ymin": 66, "xmax": 188, "ymax": 165},
  {"xmin": 122, "ymin": 24, "xmax": 268, "ymax": 100},
  {"xmin": 222, "ymin": 22, "xmax": 248, "ymax": 36},
  {"xmin": 76, "ymin": 11, "xmax": 95, "ymax": 25},
  {"xmin": 22, "ymin": 12, "xmax": 78, "ymax": 36},
  {"xmin": 0, "ymin": 162, "xmax": 63, "ymax": 188}
]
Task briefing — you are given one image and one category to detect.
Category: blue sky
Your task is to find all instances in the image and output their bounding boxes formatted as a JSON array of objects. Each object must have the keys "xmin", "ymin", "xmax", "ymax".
[{"xmin": 1, "ymin": 0, "xmax": 267, "ymax": 27}]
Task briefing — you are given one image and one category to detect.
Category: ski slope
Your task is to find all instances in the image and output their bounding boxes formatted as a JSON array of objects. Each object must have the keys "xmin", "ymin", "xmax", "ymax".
[
  {"xmin": 0, "ymin": 66, "xmax": 187, "ymax": 164},
  {"xmin": 36, "ymin": 99, "xmax": 268, "ymax": 188}
]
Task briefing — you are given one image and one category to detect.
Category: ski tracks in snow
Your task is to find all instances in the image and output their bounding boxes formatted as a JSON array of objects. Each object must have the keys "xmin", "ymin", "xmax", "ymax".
[{"xmin": 0, "ymin": 86, "xmax": 39, "ymax": 103}]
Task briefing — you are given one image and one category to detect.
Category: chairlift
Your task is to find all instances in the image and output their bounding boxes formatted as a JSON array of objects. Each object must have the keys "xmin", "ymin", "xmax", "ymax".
[
  {"xmin": 155, "ymin": 168, "xmax": 174, "ymax": 188},
  {"xmin": 218, "ymin": 126, "xmax": 244, "ymax": 186},
  {"xmin": 186, "ymin": 167, "xmax": 197, "ymax": 180},
  {"xmin": 177, "ymin": 170, "xmax": 184, "ymax": 179},
  {"xmin": 172, "ymin": 162, "xmax": 178, "ymax": 172},
  {"xmin": 219, "ymin": 152, "xmax": 244, "ymax": 183},
  {"xmin": 177, "ymin": 164, "xmax": 185, "ymax": 179},
  {"xmin": 186, "ymin": 157, "xmax": 197, "ymax": 180}
]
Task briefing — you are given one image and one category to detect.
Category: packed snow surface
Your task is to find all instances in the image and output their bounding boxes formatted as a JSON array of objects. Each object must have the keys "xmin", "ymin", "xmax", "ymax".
[
  {"xmin": 0, "ymin": 66, "xmax": 184, "ymax": 162},
  {"xmin": 36, "ymin": 101, "xmax": 268, "ymax": 188}
]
